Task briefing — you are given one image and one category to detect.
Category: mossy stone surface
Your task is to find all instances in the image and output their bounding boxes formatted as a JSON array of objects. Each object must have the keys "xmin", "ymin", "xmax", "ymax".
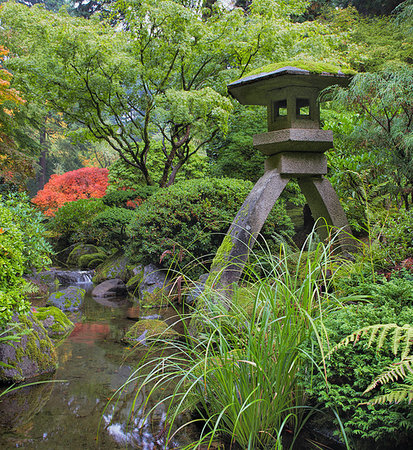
[
  {"xmin": 67, "ymin": 244, "xmax": 101, "ymax": 267},
  {"xmin": 242, "ymin": 59, "xmax": 356, "ymax": 80},
  {"xmin": 140, "ymin": 288, "xmax": 170, "ymax": 309},
  {"xmin": 125, "ymin": 265, "xmax": 145, "ymax": 294},
  {"xmin": 33, "ymin": 306, "xmax": 74, "ymax": 340},
  {"xmin": 93, "ymin": 251, "xmax": 133, "ymax": 284},
  {"xmin": 122, "ymin": 319, "xmax": 179, "ymax": 346},
  {"xmin": 0, "ymin": 313, "xmax": 58, "ymax": 383},
  {"xmin": 47, "ymin": 286, "xmax": 85, "ymax": 312},
  {"xmin": 78, "ymin": 253, "xmax": 105, "ymax": 269}
]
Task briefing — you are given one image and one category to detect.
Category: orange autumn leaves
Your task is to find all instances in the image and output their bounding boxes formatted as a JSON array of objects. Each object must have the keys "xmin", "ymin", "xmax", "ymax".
[
  {"xmin": 0, "ymin": 45, "xmax": 24, "ymax": 107},
  {"xmin": 32, "ymin": 167, "xmax": 109, "ymax": 216},
  {"xmin": 0, "ymin": 45, "xmax": 30, "ymax": 186}
]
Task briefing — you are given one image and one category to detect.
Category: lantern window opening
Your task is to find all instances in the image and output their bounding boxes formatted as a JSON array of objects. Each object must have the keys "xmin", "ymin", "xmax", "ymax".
[
  {"xmin": 296, "ymin": 98, "xmax": 310, "ymax": 118},
  {"xmin": 274, "ymin": 99, "xmax": 287, "ymax": 117}
]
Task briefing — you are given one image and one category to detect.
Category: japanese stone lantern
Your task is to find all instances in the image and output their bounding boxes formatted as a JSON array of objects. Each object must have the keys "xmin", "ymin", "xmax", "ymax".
[{"xmin": 208, "ymin": 65, "xmax": 353, "ymax": 291}]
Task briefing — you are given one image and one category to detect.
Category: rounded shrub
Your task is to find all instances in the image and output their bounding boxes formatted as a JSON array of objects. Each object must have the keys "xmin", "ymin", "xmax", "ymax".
[
  {"xmin": 126, "ymin": 177, "xmax": 294, "ymax": 271},
  {"xmin": 90, "ymin": 207, "xmax": 136, "ymax": 249},
  {"xmin": 48, "ymin": 198, "xmax": 107, "ymax": 249}
]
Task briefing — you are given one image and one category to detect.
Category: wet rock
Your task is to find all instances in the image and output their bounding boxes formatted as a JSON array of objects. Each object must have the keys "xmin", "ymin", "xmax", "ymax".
[
  {"xmin": 0, "ymin": 313, "xmax": 58, "ymax": 383},
  {"xmin": 92, "ymin": 279, "xmax": 127, "ymax": 298},
  {"xmin": 67, "ymin": 244, "xmax": 102, "ymax": 267},
  {"xmin": 0, "ymin": 378, "xmax": 54, "ymax": 429},
  {"xmin": 34, "ymin": 268, "xmax": 94, "ymax": 286},
  {"xmin": 122, "ymin": 319, "xmax": 179, "ymax": 346},
  {"xmin": 185, "ymin": 273, "xmax": 209, "ymax": 306},
  {"xmin": 47, "ymin": 286, "xmax": 85, "ymax": 311},
  {"xmin": 125, "ymin": 264, "xmax": 145, "ymax": 294},
  {"xmin": 33, "ymin": 306, "xmax": 74, "ymax": 340},
  {"xmin": 93, "ymin": 251, "xmax": 133, "ymax": 284},
  {"xmin": 139, "ymin": 264, "xmax": 174, "ymax": 308}
]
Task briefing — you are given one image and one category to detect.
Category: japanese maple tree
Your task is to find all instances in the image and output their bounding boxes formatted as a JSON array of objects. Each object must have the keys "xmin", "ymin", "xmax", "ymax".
[{"xmin": 32, "ymin": 167, "xmax": 109, "ymax": 216}]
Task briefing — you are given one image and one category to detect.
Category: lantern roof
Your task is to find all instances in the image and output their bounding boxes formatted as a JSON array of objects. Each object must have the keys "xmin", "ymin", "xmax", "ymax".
[{"xmin": 228, "ymin": 65, "xmax": 353, "ymax": 106}]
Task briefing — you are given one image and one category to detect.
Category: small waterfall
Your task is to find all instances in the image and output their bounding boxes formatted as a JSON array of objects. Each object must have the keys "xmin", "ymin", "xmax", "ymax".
[{"xmin": 53, "ymin": 269, "xmax": 94, "ymax": 285}]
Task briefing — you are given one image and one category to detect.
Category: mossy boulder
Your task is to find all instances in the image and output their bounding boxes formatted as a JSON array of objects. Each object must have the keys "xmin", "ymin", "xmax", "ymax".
[
  {"xmin": 66, "ymin": 244, "xmax": 102, "ymax": 267},
  {"xmin": 140, "ymin": 288, "xmax": 171, "ymax": 308},
  {"xmin": 0, "ymin": 313, "xmax": 58, "ymax": 383},
  {"xmin": 78, "ymin": 253, "xmax": 106, "ymax": 269},
  {"xmin": 47, "ymin": 286, "xmax": 85, "ymax": 312},
  {"xmin": 122, "ymin": 319, "xmax": 179, "ymax": 346},
  {"xmin": 125, "ymin": 265, "xmax": 145, "ymax": 295},
  {"xmin": 93, "ymin": 251, "xmax": 133, "ymax": 284},
  {"xmin": 138, "ymin": 264, "xmax": 175, "ymax": 308},
  {"xmin": 33, "ymin": 306, "xmax": 74, "ymax": 340}
]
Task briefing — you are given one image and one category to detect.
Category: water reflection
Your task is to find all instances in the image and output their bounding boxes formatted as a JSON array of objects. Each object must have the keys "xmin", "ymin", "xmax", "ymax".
[{"xmin": 0, "ymin": 279, "xmax": 194, "ymax": 449}]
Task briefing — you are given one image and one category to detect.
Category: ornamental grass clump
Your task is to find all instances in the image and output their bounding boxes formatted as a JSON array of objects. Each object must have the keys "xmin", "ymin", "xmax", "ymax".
[{"xmin": 107, "ymin": 231, "xmax": 350, "ymax": 449}]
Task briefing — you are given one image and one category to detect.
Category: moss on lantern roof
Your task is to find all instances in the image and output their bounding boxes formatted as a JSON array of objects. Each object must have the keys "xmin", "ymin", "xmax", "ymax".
[{"xmin": 242, "ymin": 60, "xmax": 357, "ymax": 79}]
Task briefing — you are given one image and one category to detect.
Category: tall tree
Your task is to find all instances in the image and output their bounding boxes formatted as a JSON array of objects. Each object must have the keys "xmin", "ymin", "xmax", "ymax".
[{"xmin": 1, "ymin": 1, "xmax": 263, "ymax": 186}]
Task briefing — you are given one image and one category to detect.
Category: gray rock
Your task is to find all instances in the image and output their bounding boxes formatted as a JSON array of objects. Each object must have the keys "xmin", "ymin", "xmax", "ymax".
[
  {"xmin": 92, "ymin": 252, "xmax": 133, "ymax": 284},
  {"xmin": 47, "ymin": 286, "xmax": 85, "ymax": 311},
  {"xmin": 0, "ymin": 313, "xmax": 58, "ymax": 383},
  {"xmin": 92, "ymin": 279, "xmax": 127, "ymax": 298},
  {"xmin": 185, "ymin": 273, "xmax": 209, "ymax": 306},
  {"xmin": 33, "ymin": 306, "xmax": 74, "ymax": 340},
  {"xmin": 125, "ymin": 264, "xmax": 145, "ymax": 294},
  {"xmin": 122, "ymin": 319, "xmax": 179, "ymax": 346},
  {"xmin": 138, "ymin": 264, "xmax": 173, "ymax": 308}
]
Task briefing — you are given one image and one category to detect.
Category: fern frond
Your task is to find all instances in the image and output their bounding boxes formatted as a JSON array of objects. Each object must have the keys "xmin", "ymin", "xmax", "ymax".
[
  {"xmin": 327, "ymin": 323, "xmax": 413, "ymax": 358},
  {"xmin": 361, "ymin": 388, "xmax": 413, "ymax": 405},
  {"xmin": 364, "ymin": 356, "xmax": 413, "ymax": 393}
]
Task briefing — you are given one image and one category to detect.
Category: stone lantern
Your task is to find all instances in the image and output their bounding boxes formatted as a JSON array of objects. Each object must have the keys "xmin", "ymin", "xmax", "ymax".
[{"xmin": 208, "ymin": 65, "xmax": 353, "ymax": 291}]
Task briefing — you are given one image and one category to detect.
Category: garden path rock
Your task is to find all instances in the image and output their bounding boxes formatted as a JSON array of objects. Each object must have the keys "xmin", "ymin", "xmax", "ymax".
[
  {"xmin": 0, "ymin": 313, "xmax": 58, "ymax": 383},
  {"xmin": 47, "ymin": 286, "xmax": 85, "ymax": 311},
  {"xmin": 92, "ymin": 279, "xmax": 127, "ymax": 298}
]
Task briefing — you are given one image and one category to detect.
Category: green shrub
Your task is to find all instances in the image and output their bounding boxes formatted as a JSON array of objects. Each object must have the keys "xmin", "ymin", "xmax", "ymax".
[
  {"xmin": 126, "ymin": 178, "xmax": 294, "ymax": 272},
  {"xmin": 48, "ymin": 198, "xmax": 107, "ymax": 249},
  {"xmin": 0, "ymin": 193, "xmax": 52, "ymax": 327},
  {"xmin": 335, "ymin": 271, "xmax": 413, "ymax": 313},
  {"xmin": 102, "ymin": 186, "xmax": 158, "ymax": 208},
  {"xmin": 370, "ymin": 208, "xmax": 413, "ymax": 269},
  {"xmin": 90, "ymin": 207, "xmax": 136, "ymax": 249},
  {"xmin": 304, "ymin": 303, "xmax": 413, "ymax": 447}
]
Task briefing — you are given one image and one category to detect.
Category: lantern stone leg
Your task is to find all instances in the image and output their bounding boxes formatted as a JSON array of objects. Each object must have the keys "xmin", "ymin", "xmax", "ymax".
[
  {"xmin": 207, "ymin": 170, "xmax": 289, "ymax": 290},
  {"xmin": 298, "ymin": 176, "xmax": 352, "ymax": 242}
]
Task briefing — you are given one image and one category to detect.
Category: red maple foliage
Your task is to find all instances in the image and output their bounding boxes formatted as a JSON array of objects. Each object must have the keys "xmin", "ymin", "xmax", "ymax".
[{"xmin": 32, "ymin": 167, "xmax": 109, "ymax": 216}]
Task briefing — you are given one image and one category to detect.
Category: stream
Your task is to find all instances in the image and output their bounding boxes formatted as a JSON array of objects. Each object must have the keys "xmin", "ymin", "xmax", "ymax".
[{"xmin": 0, "ymin": 272, "xmax": 196, "ymax": 449}]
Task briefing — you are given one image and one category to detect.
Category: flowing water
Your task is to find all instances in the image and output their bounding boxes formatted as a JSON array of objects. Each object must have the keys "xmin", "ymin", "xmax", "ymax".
[{"xmin": 0, "ymin": 272, "xmax": 196, "ymax": 449}]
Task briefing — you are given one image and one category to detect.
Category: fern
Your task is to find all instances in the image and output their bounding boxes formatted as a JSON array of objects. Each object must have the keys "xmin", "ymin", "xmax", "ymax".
[
  {"xmin": 327, "ymin": 323, "xmax": 413, "ymax": 404},
  {"xmin": 364, "ymin": 357, "xmax": 413, "ymax": 394},
  {"xmin": 328, "ymin": 323, "xmax": 413, "ymax": 358}
]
